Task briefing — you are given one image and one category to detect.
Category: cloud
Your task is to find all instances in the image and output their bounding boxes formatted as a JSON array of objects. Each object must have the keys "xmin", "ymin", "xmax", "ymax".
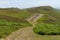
[
  {"xmin": 0, "ymin": 0, "xmax": 11, "ymax": 5},
  {"xmin": 0, "ymin": 0, "xmax": 11, "ymax": 8},
  {"xmin": 0, "ymin": 0, "xmax": 59, "ymax": 8}
]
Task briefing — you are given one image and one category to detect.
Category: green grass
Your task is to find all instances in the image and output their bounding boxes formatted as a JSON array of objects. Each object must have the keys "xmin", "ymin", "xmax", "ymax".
[
  {"xmin": 33, "ymin": 23, "xmax": 60, "ymax": 35},
  {"xmin": 25, "ymin": 6, "xmax": 60, "ymax": 23},
  {"xmin": 0, "ymin": 6, "xmax": 60, "ymax": 38},
  {"xmin": 0, "ymin": 19, "xmax": 31, "ymax": 38},
  {"xmin": 0, "ymin": 8, "xmax": 35, "ymax": 19},
  {"xmin": 0, "ymin": 8, "xmax": 33, "ymax": 38},
  {"xmin": 0, "ymin": 26, "xmax": 21, "ymax": 38},
  {"xmin": 0, "ymin": 19, "xmax": 31, "ymax": 26},
  {"xmin": 0, "ymin": 23, "xmax": 31, "ymax": 38}
]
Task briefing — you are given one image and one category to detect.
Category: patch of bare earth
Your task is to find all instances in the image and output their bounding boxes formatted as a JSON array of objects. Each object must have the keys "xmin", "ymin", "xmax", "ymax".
[{"xmin": 6, "ymin": 27, "xmax": 38, "ymax": 40}]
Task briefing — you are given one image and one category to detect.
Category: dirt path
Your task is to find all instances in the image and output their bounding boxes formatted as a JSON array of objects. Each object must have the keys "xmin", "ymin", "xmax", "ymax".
[
  {"xmin": 27, "ymin": 14, "xmax": 43, "ymax": 22},
  {"xmin": 5, "ymin": 14, "xmax": 43, "ymax": 40},
  {"xmin": 6, "ymin": 26, "xmax": 60, "ymax": 40},
  {"xmin": 2, "ymin": 14, "xmax": 60, "ymax": 40},
  {"xmin": 6, "ymin": 27, "xmax": 38, "ymax": 40}
]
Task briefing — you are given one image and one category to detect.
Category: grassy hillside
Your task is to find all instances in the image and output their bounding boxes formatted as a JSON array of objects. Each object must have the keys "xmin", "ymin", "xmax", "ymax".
[
  {"xmin": 25, "ymin": 6, "xmax": 60, "ymax": 35},
  {"xmin": 0, "ymin": 8, "xmax": 35, "ymax": 20},
  {"xmin": 0, "ymin": 6, "xmax": 60, "ymax": 38},
  {"xmin": 0, "ymin": 8, "xmax": 33, "ymax": 38},
  {"xmin": 24, "ymin": 6, "xmax": 60, "ymax": 24},
  {"xmin": 1, "ymin": 6, "xmax": 60, "ymax": 23}
]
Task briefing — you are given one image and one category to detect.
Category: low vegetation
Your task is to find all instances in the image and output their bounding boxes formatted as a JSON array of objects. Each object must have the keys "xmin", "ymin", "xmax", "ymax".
[
  {"xmin": 33, "ymin": 23, "xmax": 60, "ymax": 35},
  {"xmin": 0, "ymin": 19, "xmax": 31, "ymax": 38},
  {"xmin": 0, "ymin": 19, "xmax": 31, "ymax": 26},
  {"xmin": 0, "ymin": 6, "xmax": 60, "ymax": 38},
  {"xmin": 0, "ymin": 26, "xmax": 19, "ymax": 38}
]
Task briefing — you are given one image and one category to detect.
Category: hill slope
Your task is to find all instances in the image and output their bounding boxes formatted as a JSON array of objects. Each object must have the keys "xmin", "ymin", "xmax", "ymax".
[
  {"xmin": 24, "ymin": 6, "xmax": 60, "ymax": 24},
  {"xmin": 0, "ymin": 6, "xmax": 60, "ymax": 23},
  {"xmin": 0, "ymin": 6, "xmax": 60, "ymax": 39}
]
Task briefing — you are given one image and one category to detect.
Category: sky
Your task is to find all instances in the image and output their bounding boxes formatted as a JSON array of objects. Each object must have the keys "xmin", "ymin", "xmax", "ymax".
[{"xmin": 0, "ymin": 0, "xmax": 60, "ymax": 9}]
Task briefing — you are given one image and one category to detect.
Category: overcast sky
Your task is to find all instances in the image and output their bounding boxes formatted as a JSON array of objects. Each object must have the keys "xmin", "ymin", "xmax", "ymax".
[{"xmin": 0, "ymin": 0, "xmax": 60, "ymax": 9}]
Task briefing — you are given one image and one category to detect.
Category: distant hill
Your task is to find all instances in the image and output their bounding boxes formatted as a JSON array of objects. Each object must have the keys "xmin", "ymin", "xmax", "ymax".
[
  {"xmin": 23, "ymin": 6, "xmax": 60, "ymax": 24},
  {"xmin": 0, "ymin": 6, "xmax": 60, "ymax": 23}
]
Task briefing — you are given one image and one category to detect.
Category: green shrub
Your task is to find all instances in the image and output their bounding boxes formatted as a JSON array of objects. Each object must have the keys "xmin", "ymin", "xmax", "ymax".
[
  {"xmin": 33, "ymin": 23, "xmax": 60, "ymax": 35},
  {"xmin": 0, "ymin": 19, "xmax": 31, "ymax": 27}
]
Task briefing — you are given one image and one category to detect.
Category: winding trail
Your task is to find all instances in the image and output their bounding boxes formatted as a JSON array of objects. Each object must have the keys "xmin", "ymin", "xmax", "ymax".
[
  {"xmin": 1, "ymin": 14, "xmax": 60, "ymax": 40},
  {"xmin": 6, "ymin": 14, "xmax": 43, "ymax": 40}
]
